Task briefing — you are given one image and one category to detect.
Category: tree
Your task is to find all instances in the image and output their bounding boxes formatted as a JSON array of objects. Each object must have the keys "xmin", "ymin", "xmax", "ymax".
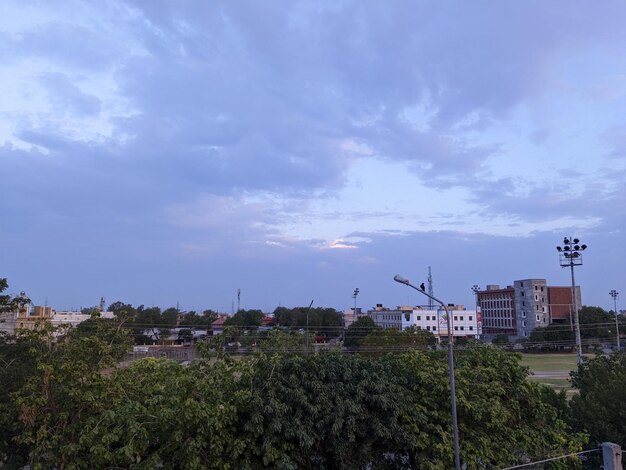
[
  {"xmin": 273, "ymin": 306, "xmax": 342, "ymax": 339},
  {"xmin": 527, "ymin": 324, "xmax": 575, "ymax": 351},
  {"xmin": 0, "ymin": 278, "xmax": 29, "ymax": 314},
  {"xmin": 359, "ymin": 327, "xmax": 435, "ymax": 356},
  {"xmin": 224, "ymin": 309, "xmax": 264, "ymax": 330},
  {"xmin": 569, "ymin": 353, "xmax": 626, "ymax": 448},
  {"xmin": 344, "ymin": 316, "xmax": 378, "ymax": 348},
  {"xmin": 10, "ymin": 318, "xmax": 133, "ymax": 468},
  {"xmin": 492, "ymin": 334, "xmax": 510, "ymax": 346}
]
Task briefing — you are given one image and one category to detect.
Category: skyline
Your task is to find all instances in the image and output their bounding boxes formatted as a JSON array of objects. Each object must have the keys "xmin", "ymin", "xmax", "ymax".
[{"xmin": 1, "ymin": 1, "xmax": 625, "ymax": 313}]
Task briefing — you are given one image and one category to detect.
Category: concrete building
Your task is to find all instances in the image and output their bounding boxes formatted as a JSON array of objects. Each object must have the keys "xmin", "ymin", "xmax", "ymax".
[
  {"xmin": 477, "ymin": 279, "xmax": 581, "ymax": 340},
  {"xmin": 366, "ymin": 304, "xmax": 480, "ymax": 341}
]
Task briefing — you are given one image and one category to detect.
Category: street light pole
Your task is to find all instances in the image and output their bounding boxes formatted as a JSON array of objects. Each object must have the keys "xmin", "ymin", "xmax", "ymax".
[
  {"xmin": 305, "ymin": 299, "xmax": 314, "ymax": 354},
  {"xmin": 352, "ymin": 288, "xmax": 360, "ymax": 318},
  {"xmin": 556, "ymin": 237, "xmax": 587, "ymax": 365},
  {"xmin": 471, "ymin": 285, "xmax": 480, "ymax": 339},
  {"xmin": 610, "ymin": 290, "xmax": 620, "ymax": 351},
  {"xmin": 394, "ymin": 274, "xmax": 461, "ymax": 470}
]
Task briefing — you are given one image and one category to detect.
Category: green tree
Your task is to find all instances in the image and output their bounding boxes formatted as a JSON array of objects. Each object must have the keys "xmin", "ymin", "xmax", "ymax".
[
  {"xmin": 0, "ymin": 329, "xmax": 47, "ymax": 466},
  {"xmin": 224, "ymin": 309, "xmax": 264, "ymax": 330},
  {"xmin": 528, "ymin": 324, "xmax": 575, "ymax": 351},
  {"xmin": 273, "ymin": 306, "xmax": 342, "ymax": 339},
  {"xmin": 11, "ymin": 318, "xmax": 133, "ymax": 468},
  {"xmin": 569, "ymin": 353, "xmax": 626, "ymax": 448},
  {"xmin": 0, "ymin": 278, "xmax": 29, "ymax": 314},
  {"xmin": 359, "ymin": 327, "xmax": 435, "ymax": 355},
  {"xmin": 344, "ymin": 316, "xmax": 378, "ymax": 348},
  {"xmin": 492, "ymin": 333, "xmax": 510, "ymax": 346}
]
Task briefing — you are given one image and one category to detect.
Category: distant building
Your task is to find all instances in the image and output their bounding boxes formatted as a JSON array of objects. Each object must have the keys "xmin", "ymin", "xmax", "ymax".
[
  {"xmin": 1, "ymin": 304, "xmax": 114, "ymax": 335},
  {"xmin": 342, "ymin": 307, "xmax": 364, "ymax": 328},
  {"xmin": 366, "ymin": 304, "xmax": 480, "ymax": 341},
  {"xmin": 477, "ymin": 279, "xmax": 581, "ymax": 339}
]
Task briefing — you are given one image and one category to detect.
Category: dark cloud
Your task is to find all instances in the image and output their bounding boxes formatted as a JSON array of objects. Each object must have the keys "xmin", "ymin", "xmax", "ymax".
[{"xmin": 2, "ymin": 0, "xmax": 626, "ymax": 312}]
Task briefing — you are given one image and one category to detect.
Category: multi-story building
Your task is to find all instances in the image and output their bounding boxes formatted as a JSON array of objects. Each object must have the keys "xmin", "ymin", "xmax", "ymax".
[
  {"xmin": 477, "ymin": 279, "xmax": 581, "ymax": 339},
  {"xmin": 366, "ymin": 304, "xmax": 480, "ymax": 341}
]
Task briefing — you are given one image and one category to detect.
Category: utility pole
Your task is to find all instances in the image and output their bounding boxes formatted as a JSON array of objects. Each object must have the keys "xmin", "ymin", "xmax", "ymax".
[{"xmin": 610, "ymin": 290, "xmax": 620, "ymax": 351}]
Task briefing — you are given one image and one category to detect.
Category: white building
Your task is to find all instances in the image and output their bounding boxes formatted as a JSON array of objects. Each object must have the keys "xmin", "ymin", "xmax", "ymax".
[{"xmin": 367, "ymin": 304, "xmax": 480, "ymax": 340}]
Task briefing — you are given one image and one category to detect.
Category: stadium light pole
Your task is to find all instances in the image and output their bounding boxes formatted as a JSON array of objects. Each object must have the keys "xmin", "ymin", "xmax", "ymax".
[
  {"xmin": 556, "ymin": 237, "xmax": 587, "ymax": 365},
  {"xmin": 610, "ymin": 290, "xmax": 620, "ymax": 351},
  {"xmin": 394, "ymin": 274, "xmax": 460, "ymax": 470},
  {"xmin": 471, "ymin": 285, "xmax": 480, "ymax": 338},
  {"xmin": 353, "ymin": 288, "xmax": 360, "ymax": 317}
]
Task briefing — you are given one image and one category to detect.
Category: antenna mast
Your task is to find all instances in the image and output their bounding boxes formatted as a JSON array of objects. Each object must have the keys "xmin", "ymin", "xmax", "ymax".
[{"xmin": 427, "ymin": 266, "xmax": 434, "ymax": 309}]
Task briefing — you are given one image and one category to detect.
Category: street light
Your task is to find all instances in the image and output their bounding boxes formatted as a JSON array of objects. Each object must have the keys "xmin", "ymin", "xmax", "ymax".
[
  {"xmin": 394, "ymin": 274, "xmax": 461, "ymax": 470},
  {"xmin": 556, "ymin": 237, "xmax": 587, "ymax": 365},
  {"xmin": 352, "ymin": 288, "xmax": 360, "ymax": 317},
  {"xmin": 471, "ymin": 285, "xmax": 481, "ymax": 339},
  {"xmin": 610, "ymin": 290, "xmax": 620, "ymax": 351}
]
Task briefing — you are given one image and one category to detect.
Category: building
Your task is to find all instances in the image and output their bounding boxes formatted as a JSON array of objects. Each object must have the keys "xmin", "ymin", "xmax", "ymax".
[
  {"xmin": 366, "ymin": 304, "xmax": 480, "ymax": 341},
  {"xmin": 477, "ymin": 279, "xmax": 581, "ymax": 340},
  {"xmin": 342, "ymin": 307, "xmax": 364, "ymax": 328}
]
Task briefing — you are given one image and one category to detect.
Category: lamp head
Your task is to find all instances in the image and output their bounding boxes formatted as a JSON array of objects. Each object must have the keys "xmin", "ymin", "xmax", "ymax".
[
  {"xmin": 394, "ymin": 274, "xmax": 410, "ymax": 285},
  {"xmin": 556, "ymin": 246, "xmax": 562, "ymax": 252}
]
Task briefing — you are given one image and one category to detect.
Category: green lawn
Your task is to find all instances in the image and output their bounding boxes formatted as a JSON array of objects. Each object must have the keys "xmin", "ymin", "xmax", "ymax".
[
  {"xmin": 517, "ymin": 353, "xmax": 596, "ymax": 398},
  {"xmin": 519, "ymin": 353, "xmax": 579, "ymax": 372}
]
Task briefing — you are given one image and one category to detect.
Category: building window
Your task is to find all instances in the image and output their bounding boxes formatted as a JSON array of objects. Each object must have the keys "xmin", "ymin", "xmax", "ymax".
[
  {"xmin": 426, "ymin": 326, "xmax": 430, "ymax": 331},
  {"xmin": 523, "ymin": 320, "xmax": 526, "ymax": 327},
  {"xmin": 460, "ymin": 326, "xmax": 464, "ymax": 330},
  {"xmin": 469, "ymin": 316, "xmax": 473, "ymax": 321},
  {"xmin": 454, "ymin": 316, "xmax": 458, "ymax": 321},
  {"xmin": 460, "ymin": 316, "xmax": 464, "ymax": 321},
  {"xmin": 469, "ymin": 326, "xmax": 474, "ymax": 331},
  {"xmin": 521, "ymin": 292, "xmax": 525, "ymax": 296},
  {"xmin": 536, "ymin": 315, "xmax": 540, "ymax": 321},
  {"xmin": 432, "ymin": 326, "xmax": 436, "ymax": 331},
  {"xmin": 417, "ymin": 315, "xmax": 421, "ymax": 320},
  {"xmin": 454, "ymin": 326, "xmax": 458, "ymax": 330},
  {"xmin": 541, "ymin": 286, "xmax": 544, "ymax": 292}
]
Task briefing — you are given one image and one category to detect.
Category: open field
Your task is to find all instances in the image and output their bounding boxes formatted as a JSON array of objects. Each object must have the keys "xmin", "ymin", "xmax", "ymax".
[{"xmin": 518, "ymin": 353, "xmax": 595, "ymax": 398}]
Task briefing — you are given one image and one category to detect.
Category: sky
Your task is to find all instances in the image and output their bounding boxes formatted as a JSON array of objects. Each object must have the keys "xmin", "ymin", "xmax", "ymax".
[{"xmin": 1, "ymin": 1, "xmax": 625, "ymax": 314}]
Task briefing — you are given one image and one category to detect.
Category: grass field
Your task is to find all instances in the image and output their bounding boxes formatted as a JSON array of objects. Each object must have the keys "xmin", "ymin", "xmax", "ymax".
[
  {"xmin": 518, "ymin": 353, "xmax": 590, "ymax": 398},
  {"xmin": 519, "ymin": 353, "xmax": 579, "ymax": 372}
]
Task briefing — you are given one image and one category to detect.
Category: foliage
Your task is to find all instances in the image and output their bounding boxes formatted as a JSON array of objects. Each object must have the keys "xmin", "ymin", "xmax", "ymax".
[
  {"xmin": 0, "ymin": 277, "xmax": 30, "ymax": 314},
  {"xmin": 344, "ymin": 316, "xmax": 378, "ymax": 348},
  {"xmin": 273, "ymin": 306, "xmax": 342, "ymax": 339},
  {"xmin": 578, "ymin": 306, "xmax": 615, "ymax": 340},
  {"xmin": 224, "ymin": 309, "xmax": 264, "ymax": 329},
  {"xmin": 0, "ymin": 296, "xmax": 586, "ymax": 469},
  {"xmin": 528, "ymin": 324, "xmax": 575, "ymax": 351},
  {"xmin": 492, "ymin": 333, "xmax": 510, "ymax": 346},
  {"xmin": 0, "ymin": 329, "xmax": 47, "ymax": 466},
  {"xmin": 569, "ymin": 353, "xmax": 626, "ymax": 448},
  {"xmin": 8, "ymin": 318, "xmax": 132, "ymax": 468},
  {"xmin": 359, "ymin": 327, "xmax": 435, "ymax": 356},
  {"xmin": 179, "ymin": 309, "xmax": 217, "ymax": 327}
]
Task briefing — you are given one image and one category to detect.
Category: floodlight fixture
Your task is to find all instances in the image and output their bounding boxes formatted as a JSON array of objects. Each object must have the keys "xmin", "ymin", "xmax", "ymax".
[{"xmin": 555, "ymin": 236, "xmax": 588, "ymax": 365}]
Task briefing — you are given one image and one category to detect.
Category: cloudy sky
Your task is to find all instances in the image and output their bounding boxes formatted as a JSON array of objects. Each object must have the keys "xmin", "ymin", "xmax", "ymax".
[{"xmin": 1, "ymin": 1, "xmax": 625, "ymax": 313}]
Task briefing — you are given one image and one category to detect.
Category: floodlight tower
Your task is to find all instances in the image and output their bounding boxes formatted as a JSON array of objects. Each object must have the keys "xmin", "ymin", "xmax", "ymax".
[
  {"xmin": 610, "ymin": 290, "xmax": 620, "ymax": 351},
  {"xmin": 352, "ymin": 288, "xmax": 360, "ymax": 316},
  {"xmin": 556, "ymin": 237, "xmax": 587, "ymax": 365},
  {"xmin": 471, "ymin": 285, "xmax": 480, "ymax": 337}
]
